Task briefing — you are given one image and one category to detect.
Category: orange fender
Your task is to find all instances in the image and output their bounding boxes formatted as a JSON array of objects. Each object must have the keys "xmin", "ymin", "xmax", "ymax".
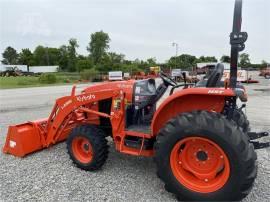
[{"xmin": 151, "ymin": 88, "xmax": 235, "ymax": 136}]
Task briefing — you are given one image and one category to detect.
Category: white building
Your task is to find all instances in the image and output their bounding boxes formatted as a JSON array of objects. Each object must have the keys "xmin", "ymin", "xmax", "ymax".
[
  {"xmin": 29, "ymin": 66, "xmax": 58, "ymax": 73},
  {"xmin": 0, "ymin": 64, "xmax": 58, "ymax": 73}
]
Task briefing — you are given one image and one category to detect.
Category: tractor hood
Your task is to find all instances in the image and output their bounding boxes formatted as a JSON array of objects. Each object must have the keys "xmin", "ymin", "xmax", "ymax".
[{"xmin": 82, "ymin": 80, "xmax": 136, "ymax": 102}]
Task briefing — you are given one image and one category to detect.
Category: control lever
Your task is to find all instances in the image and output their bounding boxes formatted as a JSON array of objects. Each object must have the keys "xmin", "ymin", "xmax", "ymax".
[{"xmin": 182, "ymin": 72, "xmax": 187, "ymax": 86}]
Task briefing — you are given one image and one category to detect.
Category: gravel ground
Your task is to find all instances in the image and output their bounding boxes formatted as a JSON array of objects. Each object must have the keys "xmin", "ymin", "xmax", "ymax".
[{"xmin": 0, "ymin": 72, "xmax": 269, "ymax": 201}]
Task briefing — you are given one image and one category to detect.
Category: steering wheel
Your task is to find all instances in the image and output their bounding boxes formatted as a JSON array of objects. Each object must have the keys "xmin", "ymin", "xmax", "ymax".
[{"xmin": 160, "ymin": 72, "xmax": 177, "ymax": 86}]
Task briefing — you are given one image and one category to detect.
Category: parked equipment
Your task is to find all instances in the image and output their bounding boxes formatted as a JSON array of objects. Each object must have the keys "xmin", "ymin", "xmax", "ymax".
[
  {"xmin": 2, "ymin": 0, "xmax": 269, "ymax": 201},
  {"xmin": 0, "ymin": 66, "xmax": 23, "ymax": 77},
  {"xmin": 259, "ymin": 67, "xmax": 270, "ymax": 79},
  {"xmin": 108, "ymin": 71, "xmax": 123, "ymax": 81}
]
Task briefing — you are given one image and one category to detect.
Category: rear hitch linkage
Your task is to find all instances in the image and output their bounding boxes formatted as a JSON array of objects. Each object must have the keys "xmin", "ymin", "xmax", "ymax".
[{"xmin": 248, "ymin": 132, "xmax": 270, "ymax": 149}]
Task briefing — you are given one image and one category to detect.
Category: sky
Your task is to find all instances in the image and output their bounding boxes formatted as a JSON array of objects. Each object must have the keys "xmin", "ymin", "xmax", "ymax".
[{"xmin": 0, "ymin": 0, "xmax": 269, "ymax": 63}]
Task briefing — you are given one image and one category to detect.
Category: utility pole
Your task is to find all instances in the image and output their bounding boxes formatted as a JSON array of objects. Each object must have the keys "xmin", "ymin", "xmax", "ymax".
[{"xmin": 172, "ymin": 42, "xmax": 178, "ymax": 70}]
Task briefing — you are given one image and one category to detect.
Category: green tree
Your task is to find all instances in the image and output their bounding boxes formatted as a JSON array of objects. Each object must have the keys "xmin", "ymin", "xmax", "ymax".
[
  {"xmin": 107, "ymin": 52, "xmax": 125, "ymax": 64},
  {"xmin": 220, "ymin": 55, "xmax": 231, "ymax": 63},
  {"xmin": 58, "ymin": 45, "xmax": 69, "ymax": 71},
  {"xmin": 87, "ymin": 31, "xmax": 110, "ymax": 64},
  {"xmin": 67, "ymin": 38, "xmax": 79, "ymax": 71},
  {"xmin": 33, "ymin": 46, "xmax": 60, "ymax": 66},
  {"xmin": 146, "ymin": 57, "xmax": 157, "ymax": 66},
  {"xmin": 133, "ymin": 58, "xmax": 148, "ymax": 70},
  {"xmin": 33, "ymin": 45, "xmax": 47, "ymax": 65},
  {"xmin": 47, "ymin": 48, "xmax": 60, "ymax": 65},
  {"xmin": 77, "ymin": 54, "xmax": 87, "ymax": 60},
  {"xmin": 18, "ymin": 48, "xmax": 34, "ymax": 66},
  {"xmin": 239, "ymin": 53, "xmax": 250, "ymax": 68},
  {"xmin": 168, "ymin": 54, "xmax": 197, "ymax": 69},
  {"xmin": 76, "ymin": 59, "xmax": 93, "ymax": 72},
  {"xmin": 1, "ymin": 46, "xmax": 18, "ymax": 64},
  {"xmin": 95, "ymin": 52, "xmax": 125, "ymax": 71},
  {"xmin": 198, "ymin": 56, "xmax": 217, "ymax": 63}
]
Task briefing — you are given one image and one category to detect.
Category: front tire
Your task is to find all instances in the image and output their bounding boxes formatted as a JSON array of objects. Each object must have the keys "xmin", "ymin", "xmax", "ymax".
[
  {"xmin": 67, "ymin": 125, "xmax": 109, "ymax": 171},
  {"xmin": 154, "ymin": 111, "xmax": 257, "ymax": 201}
]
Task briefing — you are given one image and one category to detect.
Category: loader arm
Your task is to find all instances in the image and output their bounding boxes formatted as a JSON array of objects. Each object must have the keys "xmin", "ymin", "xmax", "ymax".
[
  {"xmin": 3, "ymin": 86, "xmax": 121, "ymax": 157},
  {"xmin": 44, "ymin": 87, "xmax": 119, "ymax": 146}
]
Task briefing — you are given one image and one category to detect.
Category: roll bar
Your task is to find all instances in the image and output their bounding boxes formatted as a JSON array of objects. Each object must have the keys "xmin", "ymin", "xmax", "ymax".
[{"xmin": 230, "ymin": 0, "xmax": 248, "ymax": 88}]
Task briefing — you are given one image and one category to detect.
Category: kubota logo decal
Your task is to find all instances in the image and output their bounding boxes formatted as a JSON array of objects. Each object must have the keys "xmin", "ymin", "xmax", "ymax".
[
  {"xmin": 208, "ymin": 90, "xmax": 224, "ymax": 94},
  {"xmin": 76, "ymin": 94, "xmax": 96, "ymax": 102}
]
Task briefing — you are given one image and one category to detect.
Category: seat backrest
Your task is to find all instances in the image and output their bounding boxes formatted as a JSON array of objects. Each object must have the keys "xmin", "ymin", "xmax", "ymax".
[{"xmin": 206, "ymin": 63, "xmax": 224, "ymax": 87}]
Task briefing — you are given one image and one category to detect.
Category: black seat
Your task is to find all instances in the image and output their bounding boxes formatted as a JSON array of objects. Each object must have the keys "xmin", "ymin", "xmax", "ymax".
[{"xmin": 196, "ymin": 63, "xmax": 225, "ymax": 87}]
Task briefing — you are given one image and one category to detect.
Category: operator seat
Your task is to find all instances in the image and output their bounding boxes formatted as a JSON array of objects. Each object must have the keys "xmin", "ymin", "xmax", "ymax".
[
  {"xmin": 196, "ymin": 63, "xmax": 225, "ymax": 87},
  {"xmin": 130, "ymin": 79, "xmax": 168, "ymax": 125},
  {"xmin": 149, "ymin": 82, "xmax": 167, "ymax": 105}
]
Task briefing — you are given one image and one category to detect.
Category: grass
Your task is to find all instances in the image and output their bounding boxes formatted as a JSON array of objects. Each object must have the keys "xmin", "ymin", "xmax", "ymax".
[{"xmin": 0, "ymin": 72, "xmax": 87, "ymax": 89}]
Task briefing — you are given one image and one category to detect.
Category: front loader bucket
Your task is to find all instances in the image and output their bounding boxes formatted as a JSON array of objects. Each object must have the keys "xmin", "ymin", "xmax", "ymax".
[{"xmin": 2, "ymin": 120, "xmax": 46, "ymax": 157}]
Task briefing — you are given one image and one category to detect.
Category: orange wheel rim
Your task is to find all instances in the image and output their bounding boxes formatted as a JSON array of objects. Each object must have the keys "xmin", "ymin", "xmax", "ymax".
[
  {"xmin": 170, "ymin": 137, "xmax": 230, "ymax": 193},
  {"xmin": 72, "ymin": 136, "xmax": 93, "ymax": 164}
]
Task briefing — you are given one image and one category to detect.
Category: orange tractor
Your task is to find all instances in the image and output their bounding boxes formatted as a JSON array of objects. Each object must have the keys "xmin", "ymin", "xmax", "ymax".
[{"xmin": 2, "ymin": 0, "xmax": 269, "ymax": 201}]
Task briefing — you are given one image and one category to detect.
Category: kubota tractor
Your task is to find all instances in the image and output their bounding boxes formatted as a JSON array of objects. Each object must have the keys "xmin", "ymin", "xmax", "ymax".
[{"xmin": 2, "ymin": 0, "xmax": 269, "ymax": 201}]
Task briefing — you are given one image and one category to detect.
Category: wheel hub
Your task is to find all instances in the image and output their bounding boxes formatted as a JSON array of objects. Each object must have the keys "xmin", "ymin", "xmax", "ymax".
[
  {"xmin": 196, "ymin": 150, "xmax": 208, "ymax": 161},
  {"xmin": 170, "ymin": 137, "xmax": 230, "ymax": 193},
  {"xmin": 72, "ymin": 136, "xmax": 93, "ymax": 163},
  {"xmin": 83, "ymin": 143, "xmax": 90, "ymax": 152}
]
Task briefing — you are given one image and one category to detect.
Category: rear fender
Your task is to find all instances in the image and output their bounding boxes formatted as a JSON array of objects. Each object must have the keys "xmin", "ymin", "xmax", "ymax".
[{"xmin": 151, "ymin": 88, "xmax": 235, "ymax": 136}]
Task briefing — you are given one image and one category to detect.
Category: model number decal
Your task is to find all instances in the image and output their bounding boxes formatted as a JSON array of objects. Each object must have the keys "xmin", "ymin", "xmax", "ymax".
[
  {"xmin": 76, "ymin": 94, "xmax": 96, "ymax": 102},
  {"xmin": 208, "ymin": 90, "xmax": 224, "ymax": 94},
  {"xmin": 61, "ymin": 100, "xmax": 72, "ymax": 110},
  {"xmin": 117, "ymin": 84, "xmax": 133, "ymax": 89}
]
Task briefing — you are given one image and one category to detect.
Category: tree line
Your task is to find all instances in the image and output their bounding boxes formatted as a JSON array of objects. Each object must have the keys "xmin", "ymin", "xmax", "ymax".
[{"xmin": 1, "ymin": 31, "xmax": 268, "ymax": 73}]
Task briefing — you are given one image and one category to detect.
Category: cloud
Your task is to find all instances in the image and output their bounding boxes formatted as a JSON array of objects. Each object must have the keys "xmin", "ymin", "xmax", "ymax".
[
  {"xmin": 16, "ymin": 12, "xmax": 52, "ymax": 37},
  {"xmin": 0, "ymin": 0, "xmax": 269, "ymax": 63}
]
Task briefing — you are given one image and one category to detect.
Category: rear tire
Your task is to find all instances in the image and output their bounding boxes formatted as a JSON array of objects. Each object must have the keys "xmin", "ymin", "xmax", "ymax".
[
  {"xmin": 67, "ymin": 125, "xmax": 109, "ymax": 171},
  {"xmin": 232, "ymin": 108, "xmax": 250, "ymax": 133},
  {"xmin": 154, "ymin": 111, "xmax": 257, "ymax": 201}
]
